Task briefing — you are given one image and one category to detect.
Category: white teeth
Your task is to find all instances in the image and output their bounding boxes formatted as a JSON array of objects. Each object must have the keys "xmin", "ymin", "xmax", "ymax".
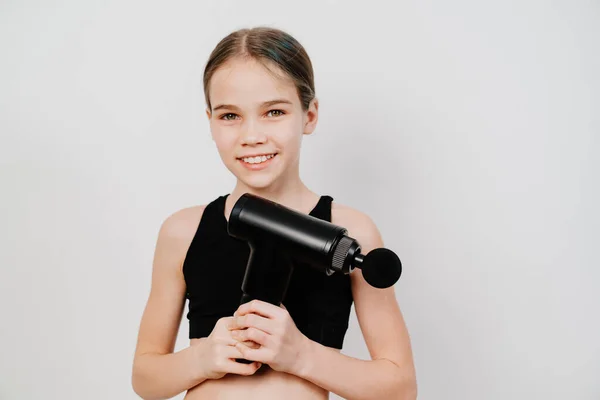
[{"xmin": 242, "ymin": 154, "xmax": 275, "ymax": 164}]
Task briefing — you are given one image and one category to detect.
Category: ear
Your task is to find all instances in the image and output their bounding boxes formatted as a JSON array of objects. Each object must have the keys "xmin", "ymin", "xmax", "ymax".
[
  {"xmin": 303, "ymin": 98, "xmax": 319, "ymax": 135},
  {"xmin": 206, "ymin": 108, "xmax": 216, "ymax": 141}
]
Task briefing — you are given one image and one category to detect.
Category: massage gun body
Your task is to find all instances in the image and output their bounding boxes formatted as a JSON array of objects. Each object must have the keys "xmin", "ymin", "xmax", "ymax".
[
  {"xmin": 229, "ymin": 194, "xmax": 360, "ymax": 275},
  {"xmin": 229, "ymin": 194, "xmax": 358, "ymax": 306}
]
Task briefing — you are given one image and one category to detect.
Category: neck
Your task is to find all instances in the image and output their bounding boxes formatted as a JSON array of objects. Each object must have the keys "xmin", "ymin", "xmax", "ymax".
[{"xmin": 225, "ymin": 170, "xmax": 319, "ymax": 219}]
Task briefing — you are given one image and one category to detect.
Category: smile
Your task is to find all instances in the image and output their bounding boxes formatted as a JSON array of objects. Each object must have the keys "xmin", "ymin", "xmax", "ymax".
[{"xmin": 240, "ymin": 153, "xmax": 277, "ymax": 164}]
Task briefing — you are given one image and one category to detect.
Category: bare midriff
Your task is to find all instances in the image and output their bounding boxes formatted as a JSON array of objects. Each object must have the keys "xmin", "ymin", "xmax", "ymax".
[{"xmin": 183, "ymin": 338, "xmax": 332, "ymax": 400}]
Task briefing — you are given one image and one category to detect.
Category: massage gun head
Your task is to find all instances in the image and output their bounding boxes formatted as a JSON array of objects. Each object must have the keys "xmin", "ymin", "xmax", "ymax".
[{"xmin": 355, "ymin": 248, "xmax": 403, "ymax": 288}]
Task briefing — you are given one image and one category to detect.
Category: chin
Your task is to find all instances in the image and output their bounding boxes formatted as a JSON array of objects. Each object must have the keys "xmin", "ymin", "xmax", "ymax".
[
  {"xmin": 238, "ymin": 174, "xmax": 279, "ymax": 190},
  {"xmin": 226, "ymin": 160, "xmax": 281, "ymax": 189}
]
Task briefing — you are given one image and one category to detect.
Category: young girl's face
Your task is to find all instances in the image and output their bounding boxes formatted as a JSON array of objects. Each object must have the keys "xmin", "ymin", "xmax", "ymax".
[{"xmin": 206, "ymin": 57, "xmax": 317, "ymax": 190}]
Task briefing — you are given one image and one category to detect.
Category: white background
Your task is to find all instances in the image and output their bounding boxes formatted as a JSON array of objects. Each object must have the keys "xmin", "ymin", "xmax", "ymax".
[{"xmin": 1, "ymin": 1, "xmax": 599, "ymax": 399}]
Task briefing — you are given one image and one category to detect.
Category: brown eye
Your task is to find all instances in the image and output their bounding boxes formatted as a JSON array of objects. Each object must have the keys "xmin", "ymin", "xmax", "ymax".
[
  {"xmin": 267, "ymin": 110, "xmax": 284, "ymax": 117},
  {"xmin": 221, "ymin": 113, "xmax": 238, "ymax": 120}
]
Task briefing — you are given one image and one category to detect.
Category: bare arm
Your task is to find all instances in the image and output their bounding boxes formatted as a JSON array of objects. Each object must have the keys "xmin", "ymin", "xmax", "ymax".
[
  {"xmin": 297, "ymin": 207, "xmax": 417, "ymax": 400},
  {"xmin": 131, "ymin": 207, "xmax": 209, "ymax": 400}
]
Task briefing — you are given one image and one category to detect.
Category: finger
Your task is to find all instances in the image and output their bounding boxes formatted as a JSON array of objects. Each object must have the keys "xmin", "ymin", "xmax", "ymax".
[
  {"xmin": 234, "ymin": 342, "xmax": 269, "ymax": 365},
  {"xmin": 235, "ymin": 299, "xmax": 283, "ymax": 319},
  {"xmin": 214, "ymin": 335, "xmax": 239, "ymax": 347},
  {"xmin": 226, "ymin": 359, "xmax": 263, "ymax": 376},
  {"xmin": 233, "ymin": 339, "xmax": 260, "ymax": 349},
  {"xmin": 240, "ymin": 340, "xmax": 261, "ymax": 349},
  {"xmin": 232, "ymin": 327, "xmax": 270, "ymax": 346},
  {"xmin": 229, "ymin": 313, "xmax": 274, "ymax": 334},
  {"xmin": 222, "ymin": 342, "xmax": 247, "ymax": 359}
]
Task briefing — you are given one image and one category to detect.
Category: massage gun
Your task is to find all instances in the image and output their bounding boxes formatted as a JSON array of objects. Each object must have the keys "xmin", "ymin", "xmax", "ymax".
[{"xmin": 227, "ymin": 193, "xmax": 403, "ymax": 308}]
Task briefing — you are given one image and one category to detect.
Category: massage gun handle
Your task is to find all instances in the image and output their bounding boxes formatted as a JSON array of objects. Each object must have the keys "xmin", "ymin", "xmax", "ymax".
[
  {"xmin": 235, "ymin": 293, "xmax": 279, "ymax": 365},
  {"xmin": 240, "ymin": 292, "xmax": 282, "ymax": 307},
  {"xmin": 235, "ymin": 295, "xmax": 255, "ymax": 365}
]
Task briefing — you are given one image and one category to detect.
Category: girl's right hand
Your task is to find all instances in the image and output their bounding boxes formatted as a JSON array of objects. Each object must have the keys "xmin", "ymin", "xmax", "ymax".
[{"xmin": 192, "ymin": 316, "xmax": 262, "ymax": 380}]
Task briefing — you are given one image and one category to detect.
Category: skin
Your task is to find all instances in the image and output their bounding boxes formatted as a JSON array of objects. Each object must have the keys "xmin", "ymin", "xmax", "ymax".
[{"xmin": 131, "ymin": 56, "xmax": 417, "ymax": 400}]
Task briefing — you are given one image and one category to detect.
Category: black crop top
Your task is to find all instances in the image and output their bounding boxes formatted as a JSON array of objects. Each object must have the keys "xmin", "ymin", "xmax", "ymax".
[{"xmin": 182, "ymin": 194, "xmax": 354, "ymax": 349}]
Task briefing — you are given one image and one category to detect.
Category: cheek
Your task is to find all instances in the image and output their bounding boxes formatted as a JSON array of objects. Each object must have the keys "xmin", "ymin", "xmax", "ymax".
[
  {"xmin": 271, "ymin": 118, "xmax": 303, "ymax": 146},
  {"xmin": 212, "ymin": 136, "xmax": 237, "ymax": 160},
  {"xmin": 211, "ymin": 125, "xmax": 236, "ymax": 146}
]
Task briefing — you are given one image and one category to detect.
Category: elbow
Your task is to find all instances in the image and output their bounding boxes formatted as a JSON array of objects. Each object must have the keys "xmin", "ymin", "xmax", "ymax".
[
  {"xmin": 131, "ymin": 377, "xmax": 163, "ymax": 400},
  {"xmin": 131, "ymin": 379, "xmax": 145, "ymax": 400},
  {"xmin": 395, "ymin": 372, "xmax": 417, "ymax": 400},
  {"xmin": 380, "ymin": 360, "xmax": 417, "ymax": 400},
  {"xmin": 380, "ymin": 358, "xmax": 417, "ymax": 400},
  {"xmin": 131, "ymin": 370, "xmax": 150, "ymax": 400},
  {"xmin": 131, "ymin": 380, "xmax": 145, "ymax": 400},
  {"xmin": 131, "ymin": 359, "xmax": 163, "ymax": 400}
]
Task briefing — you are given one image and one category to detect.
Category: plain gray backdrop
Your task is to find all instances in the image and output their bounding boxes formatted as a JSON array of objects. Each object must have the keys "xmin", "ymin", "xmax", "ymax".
[{"xmin": 1, "ymin": 1, "xmax": 598, "ymax": 399}]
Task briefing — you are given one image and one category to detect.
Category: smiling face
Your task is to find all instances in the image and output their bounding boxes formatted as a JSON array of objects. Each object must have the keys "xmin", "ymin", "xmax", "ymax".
[{"xmin": 206, "ymin": 56, "xmax": 318, "ymax": 190}]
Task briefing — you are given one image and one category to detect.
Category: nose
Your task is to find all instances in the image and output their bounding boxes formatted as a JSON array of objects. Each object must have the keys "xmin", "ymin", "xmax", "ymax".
[{"xmin": 240, "ymin": 119, "xmax": 267, "ymax": 146}]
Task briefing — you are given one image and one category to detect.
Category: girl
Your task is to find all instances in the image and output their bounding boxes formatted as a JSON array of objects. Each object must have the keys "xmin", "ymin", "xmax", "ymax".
[{"xmin": 132, "ymin": 26, "xmax": 417, "ymax": 400}]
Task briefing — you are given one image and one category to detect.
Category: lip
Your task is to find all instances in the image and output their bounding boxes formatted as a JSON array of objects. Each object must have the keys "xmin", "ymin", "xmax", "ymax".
[
  {"xmin": 237, "ymin": 152, "xmax": 278, "ymax": 159},
  {"xmin": 237, "ymin": 153, "xmax": 278, "ymax": 171}
]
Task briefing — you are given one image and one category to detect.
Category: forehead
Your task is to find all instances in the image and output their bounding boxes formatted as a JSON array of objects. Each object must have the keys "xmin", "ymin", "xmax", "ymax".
[{"xmin": 208, "ymin": 57, "xmax": 299, "ymax": 107}]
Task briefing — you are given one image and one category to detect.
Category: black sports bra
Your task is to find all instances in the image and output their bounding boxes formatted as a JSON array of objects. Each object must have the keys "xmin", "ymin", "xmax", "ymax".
[{"xmin": 182, "ymin": 194, "xmax": 354, "ymax": 349}]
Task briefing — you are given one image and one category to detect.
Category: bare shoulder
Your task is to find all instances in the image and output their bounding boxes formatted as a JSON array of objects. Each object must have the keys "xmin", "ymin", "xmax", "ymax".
[
  {"xmin": 155, "ymin": 205, "xmax": 207, "ymax": 272},
  {"xmin": 330, "ymin": 201, "xmax": 384, "ymax": 252},
  {"xmin": 159, "ymin": 205, "xmax": 206, "ymax": 242}
]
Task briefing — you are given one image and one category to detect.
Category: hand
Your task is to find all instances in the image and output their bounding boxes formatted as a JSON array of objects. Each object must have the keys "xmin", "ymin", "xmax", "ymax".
[
  {"xmin": 192, "ymin": 316, "xmax": 262, "ymax": 380},
  {"xmin": 228, "ymin": 300, "xmax": 312, "ymax": 375}
]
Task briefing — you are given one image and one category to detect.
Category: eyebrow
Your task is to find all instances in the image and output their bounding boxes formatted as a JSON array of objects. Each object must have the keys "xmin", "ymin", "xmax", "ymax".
[{"xmin": 212, "ymin": 99, "xmax": 293, "ymax": 112}]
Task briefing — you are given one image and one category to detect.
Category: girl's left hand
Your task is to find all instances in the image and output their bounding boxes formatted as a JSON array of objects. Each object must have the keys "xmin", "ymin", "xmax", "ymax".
[{"xmin": 227, "ymin": 300, "xmax": 311, "ymax": 375}]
